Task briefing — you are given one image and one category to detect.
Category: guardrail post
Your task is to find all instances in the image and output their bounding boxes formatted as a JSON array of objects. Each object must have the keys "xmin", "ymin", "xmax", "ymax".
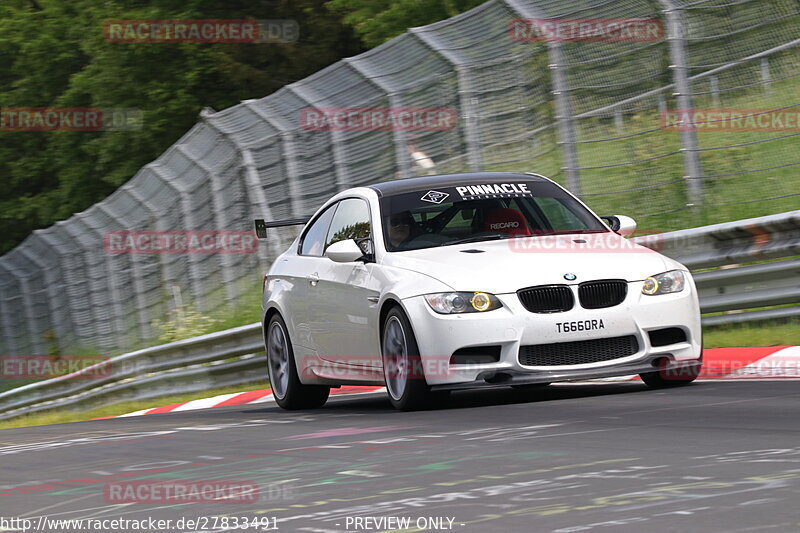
[{"xmin": 661, "ymin": 0, "xmax": 704, "ymax": 207}]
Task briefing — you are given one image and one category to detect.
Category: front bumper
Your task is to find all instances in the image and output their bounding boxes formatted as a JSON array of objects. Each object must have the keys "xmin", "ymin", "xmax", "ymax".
[{"xmin": 402, "ymin": 277, "xmax": 702, "ymax": 387}]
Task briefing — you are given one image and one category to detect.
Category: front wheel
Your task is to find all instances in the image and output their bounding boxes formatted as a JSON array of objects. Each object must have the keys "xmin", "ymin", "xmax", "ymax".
[
  {"xmin": 382, "ymin": 307, "xmax": 448, "ymax": 411},
  {"xmin": 511, "ymin": 383, "xmax": 551, "ymax": 391},
  {"xmin": 266, "ymin": 314, "xmax": 330, "ymax": 410},
  {"xmin": 640, "ymin": 359, "xmax": 701, "ymax": 388}
]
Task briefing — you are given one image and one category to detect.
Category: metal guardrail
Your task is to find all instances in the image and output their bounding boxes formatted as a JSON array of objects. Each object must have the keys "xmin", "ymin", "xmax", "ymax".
[
  {"xmin": 0, "ymin": 211, "xmax": 797, "ymax": 420},
  {"xmin": 633, "ymin": 210, "xmax": 800, "ymax": 326},
  {"xmin": 0, "ymin": 324, "xmax": 265, "ymax": 421}
]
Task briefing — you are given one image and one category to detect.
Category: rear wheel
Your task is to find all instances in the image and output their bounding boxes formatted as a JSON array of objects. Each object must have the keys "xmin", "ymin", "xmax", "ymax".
[
  {"xmin": 382, "ymin": 307, "xmax": 448, "ymax": 411},
  {"xmin": 267, "ymin": 314, "xmax": 329, "ymax": 410}
]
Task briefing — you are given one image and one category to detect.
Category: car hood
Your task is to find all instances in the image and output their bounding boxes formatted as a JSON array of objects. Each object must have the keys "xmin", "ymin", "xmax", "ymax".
[{"xmin": 381, "ymin": 233, "xmax": 673, "ymax": 294}]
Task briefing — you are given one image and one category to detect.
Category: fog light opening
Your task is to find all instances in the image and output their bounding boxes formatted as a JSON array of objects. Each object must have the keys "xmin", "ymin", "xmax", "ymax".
[{"xmin": 484, "ymin": 372, "xmax": 512, "ymax": 384}]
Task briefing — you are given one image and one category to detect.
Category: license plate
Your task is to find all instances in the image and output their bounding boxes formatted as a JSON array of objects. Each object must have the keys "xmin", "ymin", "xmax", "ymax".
[{"xmin": 556, "ymin": 319, "xmax": 605, "ymax": 333}]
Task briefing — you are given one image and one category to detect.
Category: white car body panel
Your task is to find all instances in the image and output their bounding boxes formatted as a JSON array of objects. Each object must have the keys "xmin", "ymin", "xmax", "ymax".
[{"xmin": 381, "ymin": 235, "xmax": 671, "ymax": 294}]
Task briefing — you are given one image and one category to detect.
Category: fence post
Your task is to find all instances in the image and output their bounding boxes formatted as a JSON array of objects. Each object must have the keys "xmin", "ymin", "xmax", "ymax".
[
  {"xmin": 503, "ymin": 0, "xmax": 582, "ymax": 194},
  {"xmin": 16, "ymin": 247, "xmax": 63, "ymax": 353},
  {"xmin": 289, "ymin": 85, "xmax": 351, "ymax": 191},
  {"xmin": 410, "ymin": 28, "xmax": 483, "ymax": 172},
  {"xmin": 709, "ymin": 76, "xmax": 720, "ymax": 107},
  {"xmin": 345, "ymin": 57, "xmax": 413, "ymax": 179},
  {"xmin": 150, "ymin": 164, "xmax": 207, "ymax": 312},
  {"xmin": 243, "ymin": 100, "xmax": 305, "ymax": 219},
  {"xmin": 548, "ymin": 42, "xmax": 582, "ymax": 196},
  {"xmin": 0, "ymin": 282, "xmax": 18, "ymax": 355},
  {"xmin": 201, "ymin": 108, "xmax": 287, "ymax": 263},
  {"xmin": 125, "ymin": 183, "xmax": 176, "ymax": 341},
  {"xmin": 760, "ymin": 57, "xmax": 772, "ymax": 96},
  {"xmin": 92, "ymin": 205, "xmax": 131, "ymax": 349},
  {"xmin": 0, "ymin": 265, "xmax": 30, "ymax": 354},
  {"xmin": 20, "ymin": 234, "xmax": 75, "ymax": 351},
  {"xmin": 661, "ymin": 0, "xmax": 704, "ymax": 207}
]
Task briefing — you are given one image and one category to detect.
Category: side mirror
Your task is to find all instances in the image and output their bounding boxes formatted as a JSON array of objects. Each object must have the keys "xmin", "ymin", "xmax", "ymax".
[
  {"xmin": 601, "ymin": 215, "xmax": 637, "ymax": 236},
  {"xmin": 325, "ymin": 239, "xmax": 364, "ymax": 263}
]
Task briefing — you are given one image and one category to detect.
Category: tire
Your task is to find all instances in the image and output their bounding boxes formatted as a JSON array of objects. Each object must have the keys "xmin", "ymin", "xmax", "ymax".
[
  {"xmin": 511, "ymin": 383, "xmax": 551, "ymax": 391},
  {"xmin": 381, "ymin": 306, "xmax": 448, "ymax": 411},
  {"xmin": 266, "ymin": 314, "xmax": 330, "ymax": 410},
  {"xmin": 640, "ymin": 358, "xmax": 701, "ymax": 388}
]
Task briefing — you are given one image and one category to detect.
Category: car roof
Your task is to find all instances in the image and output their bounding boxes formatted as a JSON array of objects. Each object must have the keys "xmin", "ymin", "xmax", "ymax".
[{"xmin": 366, "ymin": 172, "xmax": 550, "ymax": 197}]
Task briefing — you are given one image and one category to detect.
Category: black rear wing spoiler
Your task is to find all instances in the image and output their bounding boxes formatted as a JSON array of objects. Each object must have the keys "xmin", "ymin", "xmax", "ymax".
[{"xmin": 254, "ymin": 217, "xmax": 310, "ymax": 239}]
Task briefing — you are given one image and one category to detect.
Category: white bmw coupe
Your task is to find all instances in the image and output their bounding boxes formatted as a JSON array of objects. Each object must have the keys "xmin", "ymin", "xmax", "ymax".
[{"xmin": 258, "ymin": 172, "xmax": 702, "ymax": 410}]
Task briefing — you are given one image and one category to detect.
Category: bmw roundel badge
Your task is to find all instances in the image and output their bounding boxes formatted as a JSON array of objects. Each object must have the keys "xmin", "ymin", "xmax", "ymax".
[{"xmin": 564, "ymin": 273, "xmax": 577, "ymax": 281}]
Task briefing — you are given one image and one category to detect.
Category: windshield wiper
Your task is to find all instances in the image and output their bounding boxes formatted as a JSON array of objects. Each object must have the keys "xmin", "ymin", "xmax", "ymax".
[{"xmin": 442, "ymin": 233, "xmax": 508, "ymax": 246}]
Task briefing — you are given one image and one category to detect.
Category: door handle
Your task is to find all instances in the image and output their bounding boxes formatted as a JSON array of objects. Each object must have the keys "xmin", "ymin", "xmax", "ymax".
[{"xmin": 308, "ymin": 273, "xmax": 319, "ymax": 286}]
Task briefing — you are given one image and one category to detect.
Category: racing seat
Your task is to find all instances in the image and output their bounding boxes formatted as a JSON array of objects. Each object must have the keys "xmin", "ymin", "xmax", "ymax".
[{"xmin": 483, "ymin": 208, "xmax": 532, "ymax": 236}]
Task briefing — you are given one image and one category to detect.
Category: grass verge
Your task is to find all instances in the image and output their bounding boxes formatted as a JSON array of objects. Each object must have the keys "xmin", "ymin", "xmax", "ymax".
[
  {"xmin": 0, "ymin": 381, "xmax": 267, "ymax": 430},
  {"xmin": 702, "ymin": 319, "xmax": 799, "ymax": 349}
]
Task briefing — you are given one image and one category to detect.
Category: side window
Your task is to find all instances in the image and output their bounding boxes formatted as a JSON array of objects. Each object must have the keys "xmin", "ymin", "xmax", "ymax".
[
  {"xmin": 325, "ymin": 198, "xmax": 371, "ymax": 251},
  {"xmin": 534, "ymin": 197, "xmax": 589, "ymax": 230},
  {"xmin": 299, "ymin": 204, "xmax": 337, "ymax": 256}
]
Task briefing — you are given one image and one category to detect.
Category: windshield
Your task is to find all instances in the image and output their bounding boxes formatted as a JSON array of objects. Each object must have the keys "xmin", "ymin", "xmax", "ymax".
[{"xmin": 379, "ymin": 179, "xmax": 607, "ymax": 251}]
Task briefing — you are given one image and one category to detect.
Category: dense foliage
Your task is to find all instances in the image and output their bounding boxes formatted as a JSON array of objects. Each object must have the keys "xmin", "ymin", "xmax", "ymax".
[
  {"xmin": 0, "ymin": 0, "xmax": 485, "ymax": 255},
  {"xmin": 0, "ymin": 1, "xmax": 321, "ymax": 254},
  {"xmin": 327, "ymin": 0, "xmax": 486, "ymax": 47}
]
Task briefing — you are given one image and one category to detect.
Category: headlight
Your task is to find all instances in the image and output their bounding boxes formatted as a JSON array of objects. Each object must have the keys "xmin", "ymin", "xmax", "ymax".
[
  {"xmin": 642, "ymin": 270, "xmax": 686, "ymax": 295},
  {"xmin": 424, "ymin": 292, "xmax": 502, "ymax": 314}
]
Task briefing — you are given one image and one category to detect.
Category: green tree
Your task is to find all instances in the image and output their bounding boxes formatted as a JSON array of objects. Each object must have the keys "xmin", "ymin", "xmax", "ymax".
[
  {"xmin": 326, "ymin": 0, "xmax": 486, "ymax": 48},
  {"xmin": 0, "ymin": 0, "xmax": 364, "ymax": 254}
]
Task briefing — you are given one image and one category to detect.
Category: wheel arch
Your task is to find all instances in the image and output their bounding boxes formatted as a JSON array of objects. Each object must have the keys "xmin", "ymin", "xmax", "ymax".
[
  {"xmin": 378, "ymin": 297, "xmax": 404, "ymax": 342},
  {"xmin": 262, "ymin": 306, "xmax": 283, "ymax": 344}
]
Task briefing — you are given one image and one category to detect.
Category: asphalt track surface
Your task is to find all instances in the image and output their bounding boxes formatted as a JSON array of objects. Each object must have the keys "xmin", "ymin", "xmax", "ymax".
[{"xmin": 1, "ymin": 381, "xmax": 799, "ymax": 533}]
